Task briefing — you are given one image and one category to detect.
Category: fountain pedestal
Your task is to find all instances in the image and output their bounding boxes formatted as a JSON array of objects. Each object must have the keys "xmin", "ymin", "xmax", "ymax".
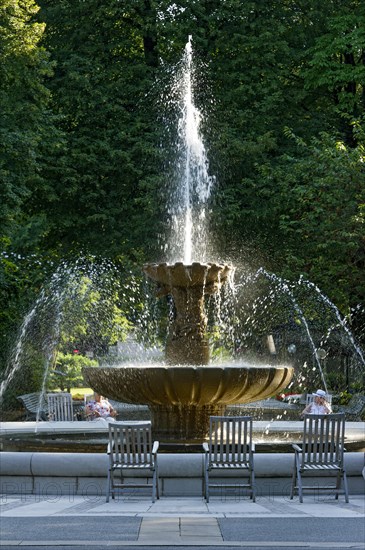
[
  {"xmin": 150, "ymin": 404, "xmax": 226, "ymax": 442},
  {"xmin": 143, "ymin": 262, "xmax": 232, "ymax": 365}
]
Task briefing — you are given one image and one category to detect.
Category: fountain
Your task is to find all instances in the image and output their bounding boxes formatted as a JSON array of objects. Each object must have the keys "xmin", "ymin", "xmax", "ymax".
[
  {"xmin": 83, "ymin": 38, "xmax": 294, "ymax": 442},
  {"xmin": 1, "ymin": 38, "xmax": 363, "ymax": 451}
]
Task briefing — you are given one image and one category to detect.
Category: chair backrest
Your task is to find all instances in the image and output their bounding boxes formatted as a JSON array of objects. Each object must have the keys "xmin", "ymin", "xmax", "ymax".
[
  {"xmin": 207, "ymin": 416, "xmax": 253, "ymax": 465},
  {"xmin": 108, "ymin": 421, "xmax": 153, "ymax": 466},
  {"xmin": 17, "ymin": 392, "xmax": 48, "ymax": 415},
  {"xmin": 47, "ymin": 392, "xmax": 74, "ymax": 421},
  {"xmin": 301, "ymin": 413, "xmax": 345, "ymax": 466}
]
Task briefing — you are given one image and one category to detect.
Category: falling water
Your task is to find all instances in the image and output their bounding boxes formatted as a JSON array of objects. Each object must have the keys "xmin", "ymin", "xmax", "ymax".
[
  {"xmin": 222, "ymin": 267, "xmax": 365, "ymax": 395},
  {"xmin": 0, "ymin": 259, "xmax": 129, "ymax": 409},
  {"xmin": 255, "ymin": 268, "xmax": 329, "ymax": 392},
  {"xmin": 298, "ymin": 276, "xmax": 365, "ymax": 367},
  {"xmin": 0, "ymin": 296, "xmax": 41, "ymax": 401},
  {"xmin": 167, "ymin": 36, "xmax": 214, "ymax": 264},
  {"xmin": 0, "ymin": 267, "xmax": 70, "ymax": 404}
]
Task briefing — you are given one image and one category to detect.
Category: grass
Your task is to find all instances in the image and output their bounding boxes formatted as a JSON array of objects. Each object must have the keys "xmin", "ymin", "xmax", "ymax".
[{"xmin": 70, "ymin": 387, "xmax": 93, "ymax": 400}]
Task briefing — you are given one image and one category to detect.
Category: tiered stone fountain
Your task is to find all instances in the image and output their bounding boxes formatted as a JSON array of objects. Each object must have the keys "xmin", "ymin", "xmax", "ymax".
[
  {"xmin": 82, "ymin": 37, "xmax": 293, "ymax": 442},
  {"xmin": 83, "ymin": 261, "xmax": 293, "ymax": 441}
]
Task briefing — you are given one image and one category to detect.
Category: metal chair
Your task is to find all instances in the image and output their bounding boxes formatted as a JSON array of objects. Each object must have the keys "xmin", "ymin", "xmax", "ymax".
[
  {"xmin": 290, "ymin": 413, "xmax": 349, "ymax": 503},
  {"xmin": 47, "ymin": 392, "xmax": 74, "ymax": 421},
  {"xmin": 203, "ymin": 416, "xmax": 256, "ymax": 502},
  {"xmin": 106, "ymin": 421, "xmax": 159, "ymax": 503}
]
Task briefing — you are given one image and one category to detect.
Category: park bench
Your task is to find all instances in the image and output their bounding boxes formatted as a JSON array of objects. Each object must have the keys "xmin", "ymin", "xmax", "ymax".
[
  {"xmin": 17, "ymin": 392, "xmax": 83, "ymax": 421},
  {"xmin": 17, "ymin": 392, "xmax": 49, "ymax": 420},
  {"xmin": 336, "ymin": 394, "xmax": 365, "ymax": 421}
]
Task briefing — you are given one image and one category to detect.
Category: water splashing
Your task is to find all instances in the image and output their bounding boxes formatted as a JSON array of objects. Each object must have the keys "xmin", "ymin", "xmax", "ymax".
[
  {"xmin": 167, "ymin": 36, "xmax": 214, "ymax": 264},
  {"xmin": 298, "ymin": 275, "xmax": 365, "ymax": 366}
]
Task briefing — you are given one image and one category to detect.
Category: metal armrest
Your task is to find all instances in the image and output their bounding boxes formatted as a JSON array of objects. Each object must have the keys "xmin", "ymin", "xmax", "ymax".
[
  {"xmin": 152, "ymin": 440, "xmax": 159, "ymax": 455},
  {"xmin": 292, "ymin": 444, "xmax": 301, "ymax": 452},
  {"xmin": 202, "ymin": 442, "xmax": 209, "ymax": 453}
]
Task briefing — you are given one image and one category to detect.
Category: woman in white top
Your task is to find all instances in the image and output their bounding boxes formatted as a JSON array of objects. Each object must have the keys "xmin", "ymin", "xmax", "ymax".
[{"xmin": 301, "ymin": 389, "xmax": 332, "ymax": 415}]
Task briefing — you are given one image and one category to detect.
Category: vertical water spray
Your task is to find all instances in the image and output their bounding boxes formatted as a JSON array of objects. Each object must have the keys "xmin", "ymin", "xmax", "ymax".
[{"xmin": 168, "ymin": 36, "xmax": 214, "ymax": 264}]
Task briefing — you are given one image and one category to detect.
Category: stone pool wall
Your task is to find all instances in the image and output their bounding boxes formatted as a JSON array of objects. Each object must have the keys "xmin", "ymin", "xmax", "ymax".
[{"xmin": 1, "ymin": 451, "xmax": 364, "ymax": 497}]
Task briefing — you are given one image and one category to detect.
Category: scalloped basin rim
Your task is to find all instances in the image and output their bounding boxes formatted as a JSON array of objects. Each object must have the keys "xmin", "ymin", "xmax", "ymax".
[
  {"xmin": 83, "ymin": 365, "xmax": 294, "ymax": 407},
  {"xmin": 142, "ymin": 262, "xmax": 233, "ymax": 288}
]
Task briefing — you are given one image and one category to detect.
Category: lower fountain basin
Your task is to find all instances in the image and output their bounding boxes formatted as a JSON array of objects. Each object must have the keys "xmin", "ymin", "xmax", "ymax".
[
  {"xmin": 83, "ymin": 364, "xmax": 294, "ymax": 442},
  {"xmin": 83, "ymin": 364, "xmax": 293, "ymax": 406}
]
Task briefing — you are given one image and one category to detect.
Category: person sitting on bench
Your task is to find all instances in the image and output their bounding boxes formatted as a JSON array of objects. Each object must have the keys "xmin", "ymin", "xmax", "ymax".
[{"xmin": 85, "ymin": 393, "xmax": 117, "ymax": 420}]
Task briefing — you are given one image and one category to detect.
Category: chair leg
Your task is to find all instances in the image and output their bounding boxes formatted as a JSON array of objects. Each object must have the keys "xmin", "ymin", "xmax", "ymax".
[
  {"xmin": 106, "ymin": 468, "xmax": 111, "ymax": 503},
  {"xmin": 156, "ymin": 464, "xmax": 160, "ymax": 500},
  {"xmin": 251, "ymin": 468, "xmax": 256, "ymax": 503},
  {"xmin": 152, "ymin": 470, "xmax": 156, "ymax": 503},
  {"xmin": 335, "ymin": 469, "xmax": 341, "ymax": 500},
  {"xmin": 343, "ymin": 470, "xmax": 349, "ymax": 503},
  {"xmin": 293, "ymin": 455, "xmax": 303, "ymax": 503},
  {"xmin": 297, "ymin": 469, "xmax": 303, "ymax": 503},
  {"xmin": 290, "ymin": 455, "xmax": 296, "ymax": 500},
  {"xmin": 205, "ymin": 468, "xmax": 209, "ymax": 503}
]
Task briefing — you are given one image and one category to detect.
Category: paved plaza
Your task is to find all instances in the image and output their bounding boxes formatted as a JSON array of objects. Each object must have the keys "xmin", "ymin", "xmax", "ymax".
[{"xmin": 0, "ymin": 492, "xmax": 364, "ymax": 548}]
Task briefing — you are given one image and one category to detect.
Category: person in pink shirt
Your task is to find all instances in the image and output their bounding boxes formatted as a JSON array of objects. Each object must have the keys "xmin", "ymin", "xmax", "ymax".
[{"xmin": 86, "ymin": 393, "xmax": 117, "ymax": 420}]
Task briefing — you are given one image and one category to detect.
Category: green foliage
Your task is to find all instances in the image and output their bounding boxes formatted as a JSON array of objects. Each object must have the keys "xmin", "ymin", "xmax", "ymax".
[
  {"xmin": 57, "ymin": 273, "xmax": 133, "ymax": 356},
  {"xmin": 271, "ymin": 131, "xmax": 365, "ymax": 310},
  {"xmin": 0, "ymin": 0, "xmax": 60, "ymax": 241},
  {"xmin": 303, "ymin": 5, "xmax": 365, "ymax": 145},
  {"xmin": 1, "ymin": 0, "xmax": 365, "ymax": 384},
  {"xmin": 50, "ymin": 352, "xmax": 97, "ymax": 392},
  {"xmin": 30, "ymin": 0, "xmax": 165, "ymax": 258}
]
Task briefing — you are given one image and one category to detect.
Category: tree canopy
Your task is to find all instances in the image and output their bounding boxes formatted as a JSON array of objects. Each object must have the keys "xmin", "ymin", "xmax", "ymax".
[{"xmin": 1, "ymin": 0, "xmax": 364, "ymax": 388}]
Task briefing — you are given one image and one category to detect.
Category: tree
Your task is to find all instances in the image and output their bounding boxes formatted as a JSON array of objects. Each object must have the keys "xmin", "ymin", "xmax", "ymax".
[
  {"xmin": 267, "ymin": 129, "xmax": 365, "ymax": 311},
  {"xmin": 31, "ymin": 0, "xmax": 165, "ymax": 259},
  {"xmin": 0, "ymin": 0, "xmax": 60, "ymax": 375},
  {"xmin": 303, "ymin": 1, "xmax": 365, "ymax": 147}
]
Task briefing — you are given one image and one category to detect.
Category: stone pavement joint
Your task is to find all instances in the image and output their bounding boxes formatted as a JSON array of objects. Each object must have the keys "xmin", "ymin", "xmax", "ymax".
[{"xmin": 0, "ymin": 542, "xmax": 364, "ymax": 547}]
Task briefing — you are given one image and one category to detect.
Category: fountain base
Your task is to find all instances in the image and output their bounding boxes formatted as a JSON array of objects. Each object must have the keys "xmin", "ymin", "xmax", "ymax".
[{"xmin": 150, "ymin": 403, "xmax": 226, "ymax": 442}]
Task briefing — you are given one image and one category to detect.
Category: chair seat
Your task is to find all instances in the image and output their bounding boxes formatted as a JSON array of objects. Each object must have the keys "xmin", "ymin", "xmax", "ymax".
[
  {"xmin": 112, "ymin": 463, "xmax": 154, "ymax": 470},
  {"xmin": 209, "ymin": 462, "xmax": 250, "ymax": 469},
  {"xmin": 302, "ymin": 463, "xmax": 341, "ymax": 471}
]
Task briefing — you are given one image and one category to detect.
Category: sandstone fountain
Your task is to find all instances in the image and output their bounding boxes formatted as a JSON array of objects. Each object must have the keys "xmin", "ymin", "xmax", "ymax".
[
  {"xmin": 83, "ymin": 37, "xmax": 294, "ymax": 441},
  {"xmin": 84, "ymin": 261, "xmax": 293, "ymax": 441}
]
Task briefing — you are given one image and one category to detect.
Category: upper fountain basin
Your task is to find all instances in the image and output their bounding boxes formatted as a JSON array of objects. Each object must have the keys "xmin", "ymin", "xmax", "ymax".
[
  {"xmin": 83, "ymin": 364, "xmax": 294, "ymax": 406},
  {"xmin": 143, "ymin": 262, "xmax": 232, "ymax": 290}
]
